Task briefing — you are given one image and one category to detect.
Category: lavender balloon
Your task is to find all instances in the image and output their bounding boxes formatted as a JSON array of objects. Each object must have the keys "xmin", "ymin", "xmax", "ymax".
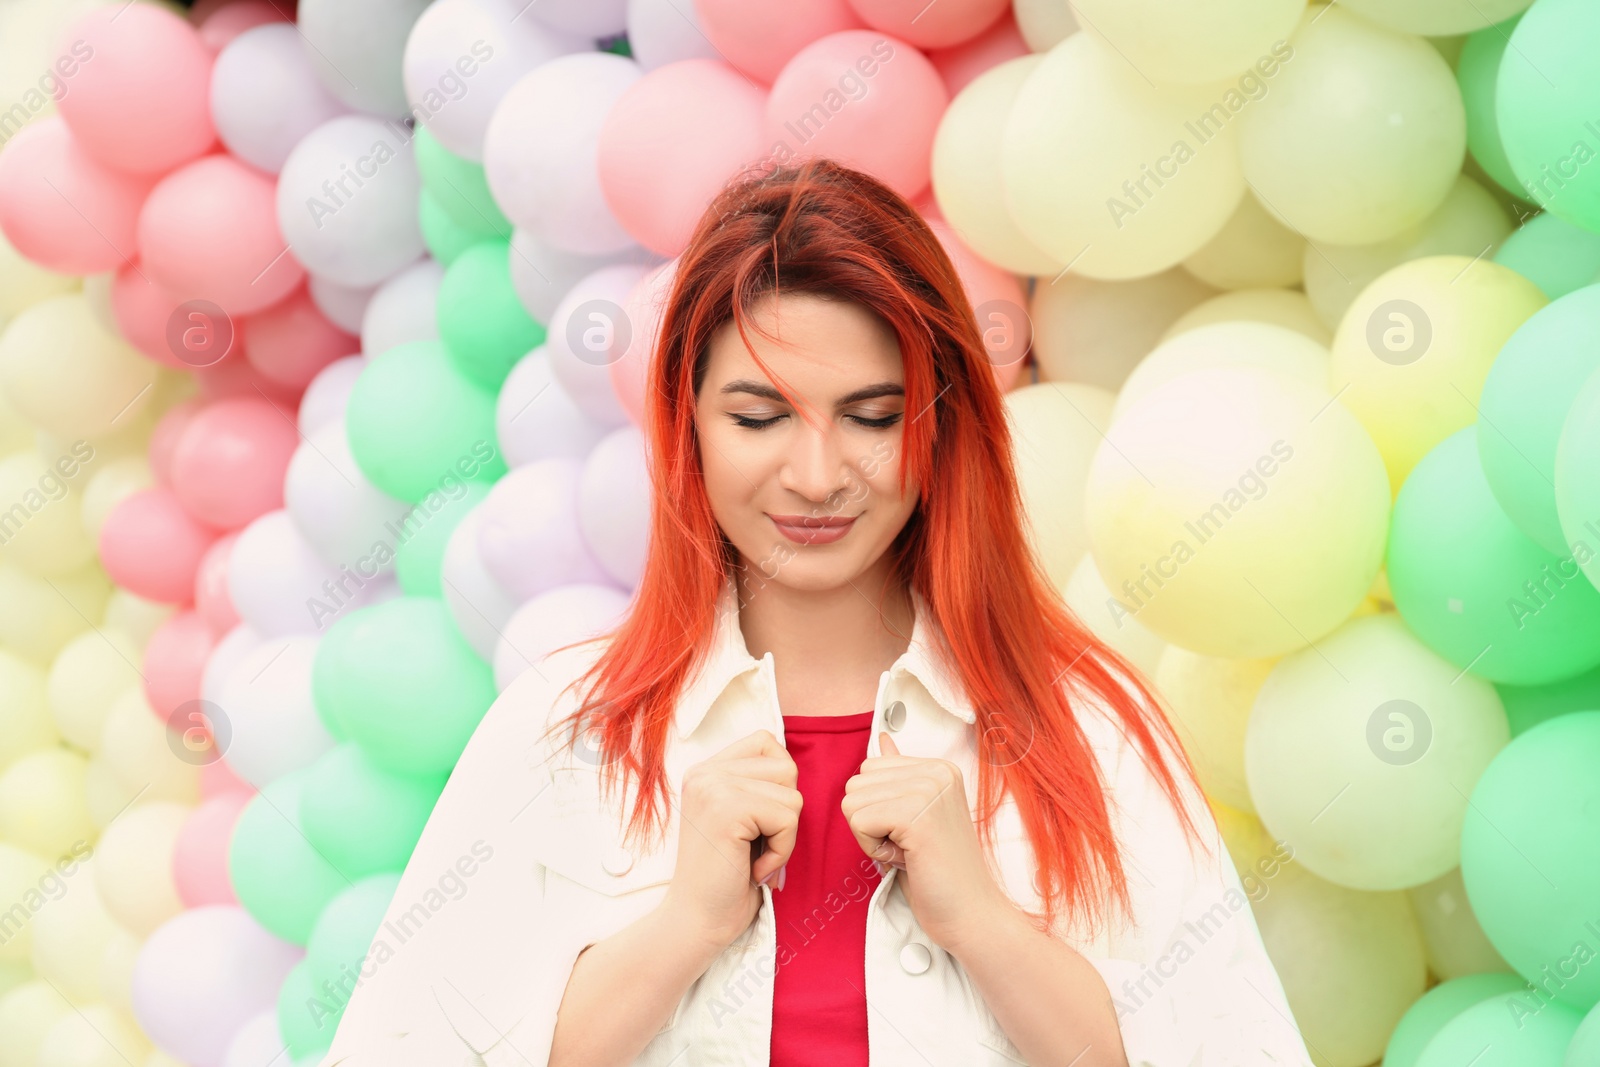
[
  {"xmin": 494, "ymin": 582, "xmax": 632, "ymax": 691},
  {"xmin": 477, "ymin": 459, "xmax": 613, "ymax": 603},
  {"xmin": 578, "ymin": 425, "xmax": 651, "ymax": 588}
]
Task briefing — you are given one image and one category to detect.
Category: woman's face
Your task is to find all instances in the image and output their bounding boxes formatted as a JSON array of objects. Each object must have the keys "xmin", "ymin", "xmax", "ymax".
[{"xmin": 695, "ymin": 291, "xmax": 919, "ymax": 595}]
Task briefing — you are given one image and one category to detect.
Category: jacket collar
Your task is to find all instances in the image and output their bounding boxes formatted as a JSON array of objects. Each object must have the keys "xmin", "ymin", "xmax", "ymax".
[{"xmin": 674, "ymin": 573, "xmax": 977, "ymax": 740}]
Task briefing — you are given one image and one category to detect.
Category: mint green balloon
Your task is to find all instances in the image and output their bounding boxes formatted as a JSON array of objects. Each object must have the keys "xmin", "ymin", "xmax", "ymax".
[
  {"xmin": 1416, "ymin": 989, "xmax": 1583, "ymax": 1066},
  {"xmin": 1494, "ymin": 212, "xmax": 1600, "ymax": 300},
  {"xmin": 1570, "ymin": 1003, "xmax": 1600, "ymax": 1067},
  {"xmin": 1458, "ymin": 14, "xmax": 1526, "ymax": 199},
  {"xmin": 1496, "ymin": 0, "xmax": 1600, "ymax": 230},
  {"xmin": 438, "ymin": 240, "xmax": 546, "ymax": 390},
  {"xmin": 413, "ymin": 126, "xmax": 510, "ymax": 238},
  {"xmin": 277, "ymin": 959, "xmax": 331, "ymax": 1059},
  {"xmin": 1384, "ymin": 971, "xmax": 1530, "ymax": 1067},
  {"xmin": 228, "ymin": 770, "xmax": 350, "ymax": 945},
  {"xmin": 1556, "ymin": 363, "xmax": 1600, "ymax": 594},
  {"xmin": 1496, "ymin": 661, "xmax": 1600, "ymax": 737},
  {"xmin": 312, "ymin": 595, "xmax": 497, "ymax": 776},
  {"xmin": 300, "ymin": 743, "xmax": 446, "ymax": 877},
  {"xmin": 305, "ymin": 872, "xmax": 401, "ymax": 1022},
  {"xmin": 1389, "ymin": 426, "xmax": 1600, "ymax": 685},
  {"xmin": 1479, "ymin": 285, "xmax": 1600, "ymax": 554},
  {"xmin": 418, "ymin": 188, "xmax": 480, "ymax": 267},
  {"xmin": 345, "ymin": 339, "xmax": 505, "ymax": 504},
  {"xmin": 394, "ymin": 480, "xmax": 491, "ymax": 597},
  {"xmin": 1461, "ymin": 711, "xmax": 1600, "ymax": 1012}
]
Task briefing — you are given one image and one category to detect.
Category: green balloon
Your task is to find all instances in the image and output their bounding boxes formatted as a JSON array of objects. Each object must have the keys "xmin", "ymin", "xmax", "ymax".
[
  {"xmin": 394, "ymin": 480, "xmax": 491, "ymax": 597},
  {"xmin": 1496, "ymin": 0, "xmax": 1600, "ymax": 231},
  {"xmin": 418, "ymin": 188, "xmax": 481, "ymax": 267},
  {"xmin": 1496, "ymin": 661, "xmax": 1600, "ymax": 737},
  {"xmin": 1388, "ymin": 426, "xmax": 1600, "ymax": 686},
  {"xmin": 1456, "ymin": 14, "xmax": 1526, "ymax": 200},
  {"xmin": 1556, "ymin": 363, "xmax": 1600, "ymax": 593},
  {"xmin": 306, "ymin": 872, "xmax": 402, "ymax": 1020},
  {"xmin": 228, "ymin": 770, "xmax": 350, "ymax": 945},
  {"xmin": 1461, "ymin": 711, "xmax": 1600, "ymax": 1013},
  {"xmin": 1384, "ymin": 971, "xmax": 1530, "ymax": 1067},
  {"xmin": 277, "ymin": 960, "xmax": 332, "ymax": 1060},
  {"xmin": 345, "ymin": 339, "xmax": 505, "ymax": 504},
  {"xmin": 1570, "ymin": 1004, "xmax": 1600, "ymax": 1067},
  {"xmin": 1415, "ymin": 989, "xmax": 1583, "ymax": 1066},
  {"xmin": 437, "ymin": 240, "xmax": 546, "ymax": 390},
  {"xmin": 1493, "ymin": 211, "xmax": 1600, "ymax": 300},
  {"xmin": 1478, "ymin": 284, "xmax": 1600, "ymax": 554},
  {"xmin": 311, "ymin": 595, "xmax": 498, "ymax": 777},
  {"xmin": 301, "ymin": 743, "xmax": 446, "ymax": 877},
  {"xmin": 413, "ymin": 125, "xmax": 510, "ymax": 238}
]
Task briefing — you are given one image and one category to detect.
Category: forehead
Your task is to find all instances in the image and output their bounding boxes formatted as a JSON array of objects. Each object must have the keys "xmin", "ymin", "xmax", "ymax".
[{"xmin": 702, "ymin": 291, "xmax": 903, "ymax": 386}]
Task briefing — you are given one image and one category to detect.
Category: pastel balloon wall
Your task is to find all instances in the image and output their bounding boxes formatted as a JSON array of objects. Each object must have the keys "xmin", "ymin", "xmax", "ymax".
[{"xmin": 0, "ymin": 0, "xmax": 1598, "ymax": 1065}]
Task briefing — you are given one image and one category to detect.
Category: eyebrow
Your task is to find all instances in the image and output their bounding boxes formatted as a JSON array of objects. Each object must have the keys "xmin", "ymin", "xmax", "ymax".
[{"xmin": 718, "ymin": 379, "xmax": 906, "ymax": 407}]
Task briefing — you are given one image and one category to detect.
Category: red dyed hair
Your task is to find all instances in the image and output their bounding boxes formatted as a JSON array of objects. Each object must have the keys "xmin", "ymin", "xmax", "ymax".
[{"xmin": 541, "ymin": 157, "xmax": 1209, "ymax": 937}]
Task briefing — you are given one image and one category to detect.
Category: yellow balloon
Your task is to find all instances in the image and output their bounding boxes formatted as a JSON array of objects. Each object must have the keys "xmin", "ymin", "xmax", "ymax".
[
  {"xmin": 0, "ymin": 748, "xmax": 96, "ymax": 863},
  {"xmin": 37, "ymin": 1003, "xmax": 151, "ymax": 1067},
  {"xmin": 100, "ymin": 589, "xmax": 176, "ymax": 648},
  {"xmin": 29, "ymin": 856, "xmax": 120, "ymax": 1007},
  {"xmin": 91, "ymin": 801, "xmax": 186, "ymax": 937},
  {"xmin": 84, "ymin": 758, "xmax": 138, "ymax": 834},
  {"xmin": 0, "ymin": 843, "xmax": 50, "ymax": 964},
  {"xmin": 1003, "ymin": 382, "xmax": 1114, "ymax": 588},
  {"xmin": 0, "ymin": 450, "xmax": 96, "ymax": 577},
  {"xmin": 47, "ymin": 629, "xmax": 142, "ymax": 752},
  {"xmin": 1155, "ymin": 645, "xmax": 1277, "ymax": 813},
  {"xmin": 79, "ymin": 456, "xmax": 153, "ymax": 545},
  {"xmin": 1330, "ymin": 254, "xmax": 1546, "ymax": 492},
  {"xmin": 1069, "ymin": 0, "xmax": 1307, "ymax": 85},
  {"xmin": 1162, "ymin": 287, "xmax": 1332, "ymax": 345},
  {"xmin": 0, "ymin": 650, "xmax": 57, "ymax": 770},
  {"xmin": 1013, "ymin": 0, "xmax": 1079, "ymax": 52},
  {"xmin": 1237, "ymin": 5, "xmax": 1465, "ymax": 244},
  {"xmin": 0, "ymin": 230, "xmax": 76, "ymax": 329},
  {"xmin": 1113, "ymin": 321, "xmax": 1330, "ymax": 421},
  {"xmin": 1003, "ymin": 32, "xmax": 1246, "ymax": 279},
  {"xmin": 933, "ymin": 57, "xmax": 1064, "ymax": 277},
  {"xmin": 1303, "ymin": 174, "xmax": 1513, "ymax": 331},
  {"xmin": 0, "ymin": 562, "xmax": 110, "ymax": 666},
  {"xmin": 0, "ymin": 388, "xmax": 33, "ymax": 455},
  {"xmin": 100, "ymin": 928, "xmax": 139, "ymax": 1017},
  {"xmin": 1407, "ymin": 866, "xmax": 1514, "ymax": 981},
  {"xmin": 98, "ymin": 689, "xmax": 200, "ymax": 807},
  {"xmin": 0, "ymin": 979, "xmax": 73, "ymax": 1067},
  {"xmin": 1086, "ymin": 367, "xmax": 1390, "ymax": 657},
  {"xmin": 1181, "ymin": 189, "xmax": 1306, "ymax": 290},
  {"xmin": 1031, "ymin": 267, "xmax": 1216, "ymax": 388},
  {"xmin": 1338, "ymin": 0, "xmax": 1532, "ymax": 37},
  {"xmin": 0, "ymin": 294, "xmax": 159, "ymax": 442},
  {"xmin": 1063, "ymin": 551, "xmax": 1167, "ymax": 678}
]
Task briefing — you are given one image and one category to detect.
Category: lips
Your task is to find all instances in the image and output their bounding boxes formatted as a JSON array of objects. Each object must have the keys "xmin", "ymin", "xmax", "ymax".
[
  {"xmin": 768, "ymin": 513, "xmax": 858, "ymax": 544},
  {"xmin": 767, "ymin": 514, "xmax": 856, "ymax": 528}
]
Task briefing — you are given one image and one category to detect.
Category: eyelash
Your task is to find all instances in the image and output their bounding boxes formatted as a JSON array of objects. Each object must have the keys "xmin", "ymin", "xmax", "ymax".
[{"xmin": 731, "ymin": 413, "xmax": 903, "ymax": 431}]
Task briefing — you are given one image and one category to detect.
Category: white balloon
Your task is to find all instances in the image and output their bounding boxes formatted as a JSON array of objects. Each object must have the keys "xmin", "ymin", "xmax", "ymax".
[
  {"xmin": 496, "ymin": 0, "xmax": 627, "ymax": 37},
  {"xmin": 440, "ymin": 502, "xmax": 520, "ymax": 660},
  {"xmin": 201, "ymin": 624, "xmax": 264, "ymax": 710},
  {"xmin": 403, "ymin": 0, "xmax": 590, "ymax": 161},
  {"xmin": 298, "ymin": 355, "xmax": 366, "ymax": 436},
  {"xmin": 361, "ymin": 257, "xmax": 442, "ymax": 358},
  {"xmin": 545, "ymin": 262, "xmax": 650, "ymax": 427},
  {"xmin": 228, "ymin": 510, "xmax": 395, "ymax": 638},
  {"xmin": 509, "ymin": 225, "xmax": 661, "ymax": 325},
  {"xmin": 284, "ymin": 417, "xmax": 410, "ymax": 574},
  {"xmin": 214, "ymin": 635, "xmax": 336, "ymax": 789},
  {"xmin": 624, "ymin": 0, "xmax": 722, "ymax": 70},
  {"xmin": 577, "ymin": 425, "xmax": 650, "ymax": 588},
  {"xmin": 494, "ymin": 583, "xmax": 632, "ymax": 691},
  {"xmin": 308, "ymin": 273, "xmax": 377, "ymax": 334},
  {"xmin": 298, "ymin": 0, "xmax": 433, "ymax": 116},
  {"xmin": 211, "ymin": 24, "xmax": 348, "ymax": 173},
  {"xmin": 477, "ymin": 460, "xmax": 614, "ymax": 602},
  {"xmin": 221, "ymin": 1009, "xmax": 283, "ymax": 1067},
  {"xmin": 495, "ymin": 347, "xmax": 608, "ymax": 467},
  {"xmin": 482, "ymin": 53, "xmax": 642, "ymax": 255},
  {"xmin": 277, "ymin": 115, "xmax": 425, "ymax": 288}
]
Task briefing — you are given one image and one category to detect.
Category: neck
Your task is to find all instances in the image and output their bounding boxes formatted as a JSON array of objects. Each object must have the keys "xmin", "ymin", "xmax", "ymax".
[{"xmin": 733, "ymin": 563, "xmax": 914, "ymax": 688}]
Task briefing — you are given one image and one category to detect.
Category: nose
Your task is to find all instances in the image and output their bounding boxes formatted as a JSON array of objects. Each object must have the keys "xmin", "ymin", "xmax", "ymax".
[{"xmin": 777, "ymin": 413, "xmax": 860, "ymax": 513}]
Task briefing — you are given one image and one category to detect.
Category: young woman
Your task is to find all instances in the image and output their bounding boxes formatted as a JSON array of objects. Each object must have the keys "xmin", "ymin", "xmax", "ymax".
[{"xmin": 319, "ymin": 158, "xmax": 1313, "ymax": 1067}]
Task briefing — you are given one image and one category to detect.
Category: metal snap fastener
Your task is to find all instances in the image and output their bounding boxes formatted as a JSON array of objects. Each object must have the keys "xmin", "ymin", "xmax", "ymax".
[
  {"xmin": 885, "ymin": 700, "xmax": 907, "ymax": 731},
  {"xmin": 899, "ymin": 942, "xmax": 931, "ymax": 974},
  {"xmin": 602, "ymin": 847, "xmax": 635, "ymax": 877}
]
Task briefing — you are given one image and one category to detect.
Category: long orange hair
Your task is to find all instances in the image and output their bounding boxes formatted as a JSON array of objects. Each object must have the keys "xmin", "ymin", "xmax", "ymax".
[{"xmin": 540, "ymin": 156, "xmax": 1209, "ymax": 938}]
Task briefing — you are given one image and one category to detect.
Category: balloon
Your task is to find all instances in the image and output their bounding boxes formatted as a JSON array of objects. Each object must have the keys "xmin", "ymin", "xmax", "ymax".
[
  {"xmin": 303, "ymin": 873, "xmax": 401, "ymax": 1035},
  {"xmin": 926, "ymin": 11, "xmax": 1029, "ymax": 98},
  {"xmin": 1407, "ymin": 867, "xmax": 1513, "ymax": 981},
  {"xmin": 924, "ymin": 215, "xmax": 1030, "ymax": 386},
  {"xmin": 1415, "ymin": 989, "xmax": 1582, "ymax": 1067},
  {"xmin": 203, "ymin": 624, "xmax": 265, "ymax": 715},
  {"xmin": 0, "ymin": 649, "xmax": 55, "ymax": 770},
  {"xmin": 440, "ymin": 502, "xmax": 519, "ymax": 659},
  {"xmin": 143, "ymin": 610, "xmax": 214, "ymax": 724},
  {"xmin": 131, "ymin": 905, "xmax": 301, "ymax": 1065},
  {"xmin": 1455, "ymin": 14, "xmax": 1526, "ymax": 199},
  {"xmin": 0, "ymin": 225, "xmax": 77, "ymax": 325},
  {"xmin": 1388, "ymin": 427, "xmax": 1600, "ymax": 686},
  {"xmin": 1164, "ymin": 288, "xmax": 1331, "ymax": 348},
  {"xmin": 1236, "ymin": 6, "xmax": 1465, "ymax": 245},
  {"xmin": 47, "ymin": 626, "xmax": 141, "ymax": 751},
  {"xmin": 285, "ymin": 417, "xmax": 410, "ymax": 575},
  {"xmin": 0, "ymin": 449, "xmax": 96, "ymax": 576},
  {"xmin": 626, "ymin": 0, "xmax": 722, "ymax": 70},
  {"xmin": 1493, "ymin": 210, "xmax": 1600, "ymax": 302},
  {"xmin": 417, "ymin": 186, "xmax": 482, "ymax": 266},
  {"xmin": 173, "ymin": 791, "xmax": 251, "ymax": 908},
  {"xmin": 215, "ymin": 635, "xmax": 338, "ymax": 790},
  {"xmin": 1002, "ymin": 382, "xmax": 1113, "ymax": 588},
  {"xmin": 243, "ymin": 286, "xmax": 359, "ymax": 390},
  {"xmin": 194, "ymin": 531, "xmax": 242, "ymax": 637},
  {"xmin": 596, "ymin": 59, "xmax": 767, "ymax": 258},
  {"xmin": 311, "ymin": 595, "xmax": 498, "ymax": 776},
  {"xmin": 0, "ymin": 980, "xmax": 72, "ymax": 1062},
  {"xmin": 437, "ymin": 239, "xmax": 545, "ymax": 389},
  {"xmin": 361, "ymin": 258, "xmax": 441, "ymax": 359},
  {"xmin": 1180, "ymin": 190, "xmax": 1305, "ymax": 291},
  {"xmin": 196, "ymin": 0, "xmax": 289, "ymax": 51},
  {"xmin": 577, "ymin": 425, "xmax": 650, "ymax": 588},
  {"xmin": 309, "ymin": 274, "xmax": 376, "ymax": 335},
  {"xmin": 494, "ymin": 583, "xmax": 630, "ymax": 691},
  {"xmin": 1029, "ymin": 267, "xmax": 1217, "ymax": 389},
  {"xmin": 221, "ymin": 1010, "xmax": 283, "ymax": 1067},
  {"xmin": 275, "ymin": 959, "xmax": 332, "ymax": 1060},
  {"xmin": 1557, "ymin": 366, "xmax": 1600, "ymax": 595},
  {"xmin": 169, "ymin": 398, "xmax": 299, "ymax": 532},
  {"xmin": 92, "ymin": 801, "xmax": 186, "ymax": 936},
  {"xmin": 100, "ymin": 487, "xmax": 221, "ymax": 604},
  {"xmin": 482, "ymin": 52, "xmax": 643, "ymax": 256},
  {"xmin": 1382, "ymin": 972, "xmax": 1531, "ymax": 1067},
  {"xmin": 1069, "ymin": 0, "xmax": 1303, "ymax": 85},
  {"xmin": 0, "ymin": 748, "xmax": 95, "ymax": 863},
  {"xmin": 1114, "ymin": 321, "xmax": 1329, "ymax": 423},
  {"xmin": 545, "ymin": 262, "xmax": 650, "ymax": 428},
  {"xmin": 297, "ymin": 0, "xmax": 433, "ymax": 116},
  {"xmin": 694, "ymin": 0, "xmax": 864, "ymax": 83},
  {"xmin": 228, "ymin": 770, "xmax": 350, "ymax": 943},
  {"xmin": 344, "ymin": 340, "xmax": 504, "ymax": 503},
  {"xmin": 298, "ymin": 355, "xmax": 366, "ymax": 437},
  {"xmin": 607, "ymin": 260, "xmax": 678, "ymax": 426},
  {"xmin": 508, "ymin": 225, "xmax": 658, "ymax": 326},
  {"xmin": 476, "ymin": 460, "xmax": 612, "ymax": 603},
  {"xmin": 229, "ymin": 510, "xmax": 397, "ymax": 638},
  {"xmin": 212, "ymin": 24, "xmax": 348, "ymax": 173},
  {"xmin": 413, "ymin": 126, "xmax": 509, "ymax": 238},
  {"xmin": 0, "ymin": 293, "xmax": 159, "ymax": 441},
  {"xmin": 392, "ymin": 481, "xmax": 490, "ymax": 597},
  {"xmin": 276, "ymin": 115, "xmax": 425, "ymax": 288},
  {"xmin": 81, "ymin": 455, "xmax": 156, "ymax": 543},
  {"xmin": 300, "ymin": 743, "xmax": 444, "ymax": 878},
  {"xmin": 0, "ymin": 118, "xmax": 156, "ymax": 275},
  {"xmin": 97, "ymin": 687, "xmax": 204, "ymax": 808}
]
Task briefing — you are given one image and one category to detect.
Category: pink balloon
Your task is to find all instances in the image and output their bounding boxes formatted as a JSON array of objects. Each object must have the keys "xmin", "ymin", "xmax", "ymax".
[
  {"xmin": 609, "ymin": 259, "xmax": 678, "ymax": 426},
  {"xmin": 0, "ymin": 118, "xmax": 155, "ymax": 275},
  {"xmin": 148, "ymin": 400, "xmax": 202, "ymax": 487},
  {"xmin": 927, "ymin": 11, "xmax": 1029, "ymax": 97},
  {"xmin": 169, "ymin": 398, "xmax": 299, "ymax": 530},
  {"xmin": 927, "ymin": 213, "xmax": 1030, "ymax": 391},
  {"xmin": 242, "ymin": 284, "xmax": 357, "ymax": 390},
  {"xmin": 173, "ymin": 792, "xmax": 252, "ymax": 907},
  {"xmin": 196, "ymin": 0, "xmax": 289, "ymax": 52},
  {"xmin": 765, "ymin": 31, "xmax": 948, "ymax": 201},
  {"xmin": 54, "ymin": 5, "xmax": 217, "ymax": 175},
  {"xmin": 111, "ymin": 262, "xmax": 217, "ymax": 370},
  {"xmin": 200, "ymin": 753, "xmax": 254, "ymax": 799},
  {"xmin": 598, "ymin": 60, "xmax": 767, "ymax": 258},
  {"xmin": 100, "ymin": 487, "xmax": 221, "ymax": 604},
  {"xmin": 846, "ymin": 0, "xmax": 1008, "ymax": 49},
  {"xmin": 144, "ymin": 611, "xmax": 216, "ymax": 725},
  {"xmin": 192, "ymin": 353, "xmax": 302, "ymax": 421},
  {"xmin": 696, "ymin": 0, "xmax": 864, "ymax": 83},
  {"xmin": 194, "ymin": 532, "xmax": 242, "ymax": 637},
  {"xmin": 137, "ymin": 154, "xmax": 304, "ymax": 317}
]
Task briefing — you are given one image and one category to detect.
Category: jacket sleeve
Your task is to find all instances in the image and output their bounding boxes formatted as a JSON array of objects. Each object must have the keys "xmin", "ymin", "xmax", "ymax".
[
  {"xmin": 1071, "ymin": 689, "xmax": 1316, "ymax": 1067},
  {"xmin": 316, "ymin": 651, "xmax": 600, "ymax": 1067}
]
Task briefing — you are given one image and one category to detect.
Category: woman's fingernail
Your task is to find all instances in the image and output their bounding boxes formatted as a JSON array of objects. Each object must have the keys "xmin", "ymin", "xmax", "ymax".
[{"xmin": 776, "ymin": 864, "xmax": 786, "ymax": 892}]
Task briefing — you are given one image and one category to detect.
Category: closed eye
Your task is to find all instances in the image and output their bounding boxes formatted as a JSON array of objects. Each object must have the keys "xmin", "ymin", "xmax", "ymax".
[{"xmin": 730, "ymin": 413, "xmax": 903, "ymax": 431}]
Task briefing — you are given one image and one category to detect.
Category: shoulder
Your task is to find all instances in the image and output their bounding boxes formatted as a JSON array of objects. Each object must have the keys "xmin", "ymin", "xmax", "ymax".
[{"xmin": 470, "ymin": 637, "xmax": 614, "ymax": 772}]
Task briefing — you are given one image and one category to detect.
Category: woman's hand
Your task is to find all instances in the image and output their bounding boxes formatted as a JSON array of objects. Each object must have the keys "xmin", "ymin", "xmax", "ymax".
[
  {"xmin": 842, "ymin": 732, "xmax": 1010, "ymax": 951},
  {"xmin": 660, "ymin": 729, "xmax": 802, "ymax": 951}
]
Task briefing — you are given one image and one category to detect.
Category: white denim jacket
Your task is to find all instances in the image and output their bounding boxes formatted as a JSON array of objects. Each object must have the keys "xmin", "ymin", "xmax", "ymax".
[{"xmin": 318, "ymin": 576, "xmax": 1314, "ymax": 1066}]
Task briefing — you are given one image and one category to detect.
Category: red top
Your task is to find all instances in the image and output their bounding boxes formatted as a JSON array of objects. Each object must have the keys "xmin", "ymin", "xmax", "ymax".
[{"xmin": 770, "ymin": 710, "xmax": 883, "ymax": 1067}]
